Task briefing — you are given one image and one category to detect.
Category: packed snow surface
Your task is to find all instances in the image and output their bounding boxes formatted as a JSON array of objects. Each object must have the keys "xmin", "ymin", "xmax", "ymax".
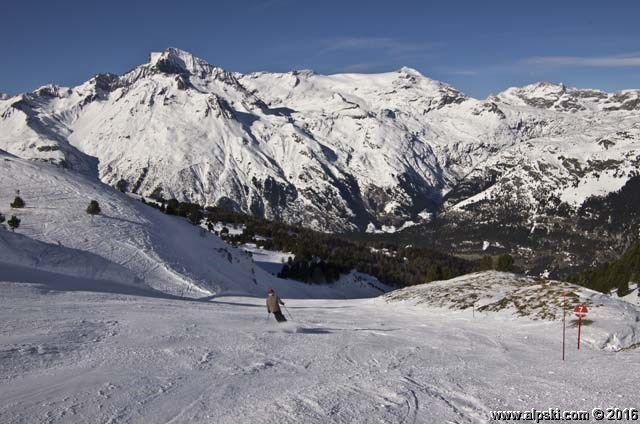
[{"xmin": 1, "ymin": 280, "xmax": 638, "ymax": 423}]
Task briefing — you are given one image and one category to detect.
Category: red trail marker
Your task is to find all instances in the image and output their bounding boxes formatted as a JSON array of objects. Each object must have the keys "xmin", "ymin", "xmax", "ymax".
[{"xmin": 574, "ymin": 305, "xmax": 588, "ymax": 350}]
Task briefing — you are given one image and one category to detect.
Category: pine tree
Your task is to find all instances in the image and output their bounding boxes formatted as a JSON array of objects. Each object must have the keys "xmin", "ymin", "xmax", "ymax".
[
  {"xmin": 165, "ymin": 198, "xmax": 179, "ymax": 215},
  {"xmin": 8, "ymin": 215, "xmax": 20, "ymax": 231},
  {"xmin": 0, "ymin": 213, "xmax": 5, "ymax": 228},
  {"xmin": 477, "ymin": 255, "xmax": 494, "ymax": 271},
  {"xmin": 616, "ymin": 279, "xmax": 630, "ymax": 297},
  {"xmin": 426, "ymin": 264, "xmax": 443, "ymax": 282},
  {"xmin": 86, "ymin": 200, "xmax": 101, "ymax": 215},
  {"xmin": 116, "ymin": 179, "xmax": 128, "ymax": 193},
  {"xmin": 187, "ymin": 208, "xmax": 203, "ymax": 225},
  {"xmin": 495, "ymin": 254, "xmax": 514, "ymax": 272},
  {"xmin": 10, "ymin": 196, "xmax": 25, "ymax": 208}
]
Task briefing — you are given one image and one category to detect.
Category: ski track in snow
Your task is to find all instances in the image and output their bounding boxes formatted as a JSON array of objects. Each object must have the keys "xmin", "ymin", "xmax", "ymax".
[{"xmin": 1, "ymin": 285, "xmax": 638, "ymax": 424}]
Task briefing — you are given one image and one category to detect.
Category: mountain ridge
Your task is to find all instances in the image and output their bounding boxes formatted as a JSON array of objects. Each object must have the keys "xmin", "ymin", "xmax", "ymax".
[{"xmin": 1, "ymin": 48, "xmax": 639, "ymax": 242}]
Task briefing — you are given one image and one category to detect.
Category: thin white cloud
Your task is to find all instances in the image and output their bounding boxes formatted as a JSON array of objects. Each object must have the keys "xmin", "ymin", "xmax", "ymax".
[
  {"xmin": 340, "ymin": 63, "xmax": 385, "ymax": 73},
  {"xmin": 323, "ymin": 37, "xmax": 434, "ymax": 53},
  {"xmin": 525, "ymin": 54, "xmax": 640, "ymax": 67}
]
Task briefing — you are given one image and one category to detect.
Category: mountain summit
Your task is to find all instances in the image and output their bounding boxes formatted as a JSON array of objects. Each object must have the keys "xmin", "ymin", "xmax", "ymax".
[
  {"xmin": 0, "ymin": 48, "xmax": 639, "ymax": 238},
  {"xmin": 148, "ymin": 47, "xmax": 216, "ymax": 76}
]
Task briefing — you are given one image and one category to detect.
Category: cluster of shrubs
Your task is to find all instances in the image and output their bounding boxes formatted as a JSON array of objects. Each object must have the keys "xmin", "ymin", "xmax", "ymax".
[
  {"xmin": 86, "ymin": 200, "xmax": 101, "ymax": 215},
  {"xmin": 577, "ymin": 176, "xmax": 640, "ymax": 232},
  {"xmin": 278, "ymin": 258, "xmax": 344, "ymax": 284},
  {"xmin": 2, "ymin": 193, "xmax": 104, "ymax": 232},
  {"xmin": 141, "ymin": 197, "xmax": 203, "ymax": 225},
  {"xmin": 475, "ymin": 253, "xmax": 516, "ymax": 273},
  {"xmin": 0, "ymin": 212, "xmax": 20, "ymax": 231},
  {"xmin": 1, "ymin": 195, "xmax": 26, "ymax": 231}
]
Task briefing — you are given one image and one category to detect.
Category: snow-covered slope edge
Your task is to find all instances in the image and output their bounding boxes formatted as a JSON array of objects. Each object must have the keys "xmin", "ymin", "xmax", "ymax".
[
  {"xmin": 0, "ymin": 151, "xmax": 385, "ymax": 299},
  {"xmin": 0, "ymin": 230, "xmax": 146, "ymax": 291},
  {"xmin": 383, "ymin": 271, "xmax": 640, "ymax": 351}
]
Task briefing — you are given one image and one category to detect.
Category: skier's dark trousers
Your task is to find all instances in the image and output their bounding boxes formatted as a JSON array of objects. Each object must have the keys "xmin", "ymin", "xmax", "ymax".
[{"xmin": 266, "ymin": 289, "xmax": 287, "ymax": 322}]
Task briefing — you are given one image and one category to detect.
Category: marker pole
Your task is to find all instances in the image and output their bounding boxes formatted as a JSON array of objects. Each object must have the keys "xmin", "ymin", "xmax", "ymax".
[
  {"xmin": 562, "ymin": 293, "xmax": 566, "ymax": 361},
  {"xmin": 577, "ymin": 315, "xmax": 582, "ymax": 350}
]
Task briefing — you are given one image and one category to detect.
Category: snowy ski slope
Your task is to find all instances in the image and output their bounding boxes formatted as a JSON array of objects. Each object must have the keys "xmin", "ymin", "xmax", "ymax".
[
  {"xmin": 0, "ymin": 150, "xmax": 386, "ymax": 299},
  {"xmin": 0, "ymin": 284, "xmax": 638, "ymax": 423}
]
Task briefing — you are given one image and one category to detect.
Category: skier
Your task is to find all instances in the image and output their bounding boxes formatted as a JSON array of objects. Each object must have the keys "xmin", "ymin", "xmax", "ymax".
[{"xmin": 266, "ymin": 288, "xmax": 287, "ymax": 322}]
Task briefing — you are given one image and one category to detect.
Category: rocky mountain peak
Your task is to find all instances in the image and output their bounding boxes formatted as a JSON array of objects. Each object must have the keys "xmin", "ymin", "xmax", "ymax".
[
  {"xmin": 33, "ymin": 84, "xmax": 64, "ymax": 98},
  {"xmin": 397, "ymin": 66, "xmax": 423, "ymax": 77},
  {"xmin": 149, "ymin": 47, "xmax": 215, "ymax": 76}
]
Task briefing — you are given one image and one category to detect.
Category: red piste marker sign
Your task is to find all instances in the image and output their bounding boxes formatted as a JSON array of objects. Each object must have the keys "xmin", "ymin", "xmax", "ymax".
[
  {"xmin": 574, "ymin": 305, "xmax": 588, "ymax": 318},
  {"xmin": 574, "ymin": 305, "xmax": 588, "ymax": 350}
]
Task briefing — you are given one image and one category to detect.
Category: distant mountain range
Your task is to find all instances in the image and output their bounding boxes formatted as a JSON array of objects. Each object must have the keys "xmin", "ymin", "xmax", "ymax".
[{"xmin": 1, "ymin": 47, "xmax": 639, "ymax": 275}]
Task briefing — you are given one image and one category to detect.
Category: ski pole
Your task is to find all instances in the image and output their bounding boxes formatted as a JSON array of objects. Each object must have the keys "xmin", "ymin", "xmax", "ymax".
[{"xmin": 283, "ymin": 305, "xmax": 294, "ymax": 321}]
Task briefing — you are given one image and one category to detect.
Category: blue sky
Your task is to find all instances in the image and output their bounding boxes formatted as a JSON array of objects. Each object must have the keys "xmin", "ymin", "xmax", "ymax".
[{"xmin": 2, "ymin": 0, "xmax": 639, "ymax": 98}]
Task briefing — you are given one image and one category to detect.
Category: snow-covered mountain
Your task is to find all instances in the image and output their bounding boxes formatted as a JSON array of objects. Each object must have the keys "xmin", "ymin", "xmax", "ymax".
[{"xmin": 1, "ymin": 48, "xmax": 639, "ymax": 234}]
